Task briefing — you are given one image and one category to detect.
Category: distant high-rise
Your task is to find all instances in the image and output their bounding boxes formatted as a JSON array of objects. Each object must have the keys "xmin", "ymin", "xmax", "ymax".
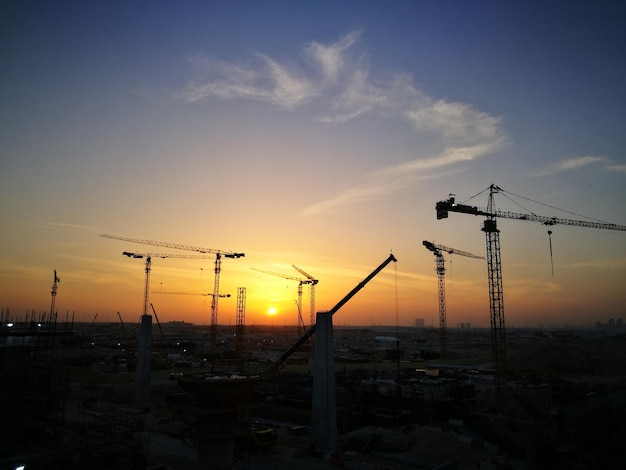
[{"xmin": 415, "ymin": 318, "xmax": 425, "ymax": 328}]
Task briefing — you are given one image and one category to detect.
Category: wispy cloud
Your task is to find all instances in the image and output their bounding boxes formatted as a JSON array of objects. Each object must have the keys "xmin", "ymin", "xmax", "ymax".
[
  {"xmin": 607, "ymin": 163, "xmax": 626, "ymax": 173},
  {"xmin": 302, "ymin": 145, "xmax": 497, "ymax": 217},
  {"xmin": 29, "ymin": 220, "xmax": 97, "ymax": 232},
  {"xmin": 531, "ymin": 156, "xmax": 608, "ymax": 176},
  {"xmin": 176, "ymin": 53, "xmax": 317, "ymax": 109},
  {"xmin": 174, "ymin": 30, "xmax": 505, "ymax": 215}
]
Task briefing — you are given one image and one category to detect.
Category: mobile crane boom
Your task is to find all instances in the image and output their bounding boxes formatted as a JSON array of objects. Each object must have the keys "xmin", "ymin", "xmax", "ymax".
[
  {"xmin": 264, "ymin": 253, "xmax": 397, "ymax": 378},
  {"xmin": 150, "ymin": 303, "xmax": 165, "ymax": 342}
]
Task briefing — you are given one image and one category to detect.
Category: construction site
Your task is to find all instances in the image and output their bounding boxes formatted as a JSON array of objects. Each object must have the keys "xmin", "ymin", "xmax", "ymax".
[{"xmin": 1, "ymin": 185, "xmax": 626, "ymax": 469}]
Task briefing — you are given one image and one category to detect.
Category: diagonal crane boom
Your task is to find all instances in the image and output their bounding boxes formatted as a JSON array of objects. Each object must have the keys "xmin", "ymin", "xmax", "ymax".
[
  {"xmin": 292, "ymin": 265, "xmax": 318, "ymax": 327},
  {"xmin": 436, "ymin": 184, "xmax": 626, "ymax": 411},
  {"xmin": 252, "ymin": 268, "xmax": 311, "ymax": 332},
  {"xmin": 263, "ymin": 253, "xmax": 397, "ymax": 378},
  {"xmin": 101, "ymin": 234, "xmax": 244, "ymax": 347},
  {"xmin": 423, "ymin": 241, "xmax": 484, "ymax": 358}
]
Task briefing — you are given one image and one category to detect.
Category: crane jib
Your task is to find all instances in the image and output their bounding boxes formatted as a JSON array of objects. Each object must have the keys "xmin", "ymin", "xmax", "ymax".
[{"xmin": 436, "ymin": 199, "xmax": 626, "ymax": 231}]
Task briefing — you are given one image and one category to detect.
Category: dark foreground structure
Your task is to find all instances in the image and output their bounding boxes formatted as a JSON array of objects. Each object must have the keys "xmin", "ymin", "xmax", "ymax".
[{"xmin": 2, "ymin": 314, "xmax": 626, "ymax": 470}]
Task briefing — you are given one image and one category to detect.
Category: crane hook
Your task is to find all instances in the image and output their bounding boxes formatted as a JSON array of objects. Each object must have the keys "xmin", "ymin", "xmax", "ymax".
[{"xmin": 547, "ymin": 229, "xmax": 554, "ymax": 277}]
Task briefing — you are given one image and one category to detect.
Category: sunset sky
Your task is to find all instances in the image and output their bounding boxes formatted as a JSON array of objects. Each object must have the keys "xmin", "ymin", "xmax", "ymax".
[{"xmin": 2, "ymin": 1, "xmax": 625, "ymax": 328}]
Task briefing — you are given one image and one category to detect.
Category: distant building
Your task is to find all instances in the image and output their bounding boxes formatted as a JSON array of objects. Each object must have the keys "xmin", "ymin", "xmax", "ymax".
[
  {"xmin": 617, "ymin": 319, "xmax": 624, "ymax": 329},
  {"xmin": 415, "ymin": 318, "xmax": 425, "ymax": 328}
]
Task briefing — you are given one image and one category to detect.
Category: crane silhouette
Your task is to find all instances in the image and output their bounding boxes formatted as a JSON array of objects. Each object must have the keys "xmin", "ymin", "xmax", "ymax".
[
  {"xmin": 101, "ymin": 234, "xmax": 244, "ymax": 347},
  {"xmin": 292, "ymin": 265, "xmax": 318, "ymax": 327},
  {"xmin": 252, "ymin": 268, "xmax": 312, "ymax": 333},
  {"xmin": 436, "ymin": 184, "xmax": 626, "ymax": 410},
  {"xmin": 422, "ymin": 241, "xmax": 484, "ymax": 358}
]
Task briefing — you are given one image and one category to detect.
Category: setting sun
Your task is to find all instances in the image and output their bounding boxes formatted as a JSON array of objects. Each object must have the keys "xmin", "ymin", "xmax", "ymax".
[{"xmin": 267, "ymin": 307, "xmax": 277, "ymax": 316}]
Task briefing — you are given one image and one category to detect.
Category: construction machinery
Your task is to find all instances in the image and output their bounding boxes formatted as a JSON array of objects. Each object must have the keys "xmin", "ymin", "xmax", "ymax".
[
  {"xmin": 149, "ymin": 303, "xmax": 165, "ymax": 342},
  {"xmin": 117, "ymin": 311, "xmax": 126, "ymax": 335},
  {"xmin": 120, "ymin": 251, "xmax": 215, "ymax": 319},
  {"xmin": 292, "ymin": 265, "xmax": 318, "ymax": 326},
  {"xmin": 234, "ymin": 287, "xmax": 246, "ymax": 360},
  {"xmin": 49, "ymin": 270, "xmax": 60, "ymax": 322},
  {"xmin": 252, "ymin": 268, "xmax": 312, "ymax": 332},
  {"xmin": 263, "ymin": 253, "xmax": 397, "ymax": 378},
  {"xmin": 422, "ymin": 241, "xmax": 484, "ymax": 358},
  {"xmin": 436, "ymin": 184, "xmax": 626, "ymax": 410},
  {"xmin": 101, "ymin": 234, "xmax": 244, "ymax": 347}
]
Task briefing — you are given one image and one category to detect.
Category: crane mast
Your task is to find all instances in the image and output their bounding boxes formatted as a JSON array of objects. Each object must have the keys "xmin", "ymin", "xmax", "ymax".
[
  {"xmin": 292, "ymin": 265, "xmax": 318, "ymax": 326},
  {"xmin": 235, "ymin": 287, "xmax": 246, "ymax": 360},
  {"xmin": 436, "ymin": 184, "xmax": 626, "ymax": 411},
  {"xmin": 49, "ymin": 269, "xmax": 60, "ymax": 323},
  {"xmin": 422, "ymin": 241, "xmax": 483, "ymax": 359}
]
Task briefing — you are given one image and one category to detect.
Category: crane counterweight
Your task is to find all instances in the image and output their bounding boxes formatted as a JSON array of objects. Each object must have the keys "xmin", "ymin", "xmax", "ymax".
[{"xmin": 436, "ymin": 184, "xmax": 626, "ymax": 412}]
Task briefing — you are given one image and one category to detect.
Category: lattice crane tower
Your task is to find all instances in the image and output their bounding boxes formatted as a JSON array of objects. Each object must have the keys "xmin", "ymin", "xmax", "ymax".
[
  {"xmin": 292, "ymin": 265, "xmax": 318, "ymax": 326},
  {"xmin": 422, "ymin": 241, "xmax": 483, "ymax": 358},
  {"xmin": 436, "ymin": 184, "xmax": 626, "ymax": 411}
]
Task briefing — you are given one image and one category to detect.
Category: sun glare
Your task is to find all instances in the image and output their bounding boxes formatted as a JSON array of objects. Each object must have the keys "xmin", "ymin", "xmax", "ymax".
[{"xmin": 267, "ymin": 307, "xmax": 277, "ymax": 316}]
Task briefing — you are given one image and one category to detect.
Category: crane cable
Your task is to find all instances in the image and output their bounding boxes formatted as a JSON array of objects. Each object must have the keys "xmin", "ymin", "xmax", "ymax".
[
  {"xmin": 547, "ymin": 230, "xmax": 554, "ymax": 277},
  {"xmin": 394, "ymin": 255, "xmax": 399, "ymax": 336}
]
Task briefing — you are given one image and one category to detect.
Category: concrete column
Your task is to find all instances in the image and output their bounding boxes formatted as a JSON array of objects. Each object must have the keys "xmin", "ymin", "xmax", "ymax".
[
  {"xmin": 134, "ymin": 314, "xmax": 152, "ymax": 410},
  {"xmin": 311, "ymin": 311, "xmax": 337, "ymax": 456}
]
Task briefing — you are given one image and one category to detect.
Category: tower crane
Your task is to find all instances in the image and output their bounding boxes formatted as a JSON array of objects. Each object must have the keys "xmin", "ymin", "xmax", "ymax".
[
  {"xmin": 292, "ymin": 265, "xmax": 318, "ymax": 327},
  {"xmin": 252, "ymin": 268, "xmax": 311, "ymax": 332},
  {"xmin": 49, "ymin": 269, "xmax": 60, "ymax": 323},
  {"xmin": 101, "ymin": 234, "xmax": 244, "ymax": 347},
  {"xmin": 436, "ymin": 184, "xmax": 626, "ymax": 409},
  {"xmin": 120, "ymin": 251, "xmax": 215, "ymax": 319},
  {"xmin": 235, "ymin": 287, "xmax": 246, "ymax": 360},
  {"xmin": 422, "ymin": 241, "xmax": 484, "ymax": 358}
]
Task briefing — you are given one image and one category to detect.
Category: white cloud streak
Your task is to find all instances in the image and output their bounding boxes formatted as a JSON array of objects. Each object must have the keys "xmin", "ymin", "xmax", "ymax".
[
  {"xmin": 607, "ymin": 164, "xmax": 626, "ymax": 173},
  {"xmin": 176, "ymin": 54, "xmax": 317, "ymax": 109},
  {"xmin": 532, "ymin": 156, "xmax": 608, "ymax": 176},
  {"xmin": 174, "ymin": 30, "xmax": 506, "ymax": 215}
]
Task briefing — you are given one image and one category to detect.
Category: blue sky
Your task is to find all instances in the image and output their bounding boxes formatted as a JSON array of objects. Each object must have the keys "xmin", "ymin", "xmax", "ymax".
[{"xmin": 1, "ymin": 1, "xmax": 625, "ymax": 327}]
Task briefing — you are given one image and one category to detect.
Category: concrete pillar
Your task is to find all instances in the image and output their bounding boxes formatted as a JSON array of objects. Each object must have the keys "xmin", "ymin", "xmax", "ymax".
[
  {"xmin": 134, "ymin": 314, "xmax": 152, "ymax": 410},
  {"xmin": 311, "ymin": 311, "xmax": 338, "ymax": 456}
]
